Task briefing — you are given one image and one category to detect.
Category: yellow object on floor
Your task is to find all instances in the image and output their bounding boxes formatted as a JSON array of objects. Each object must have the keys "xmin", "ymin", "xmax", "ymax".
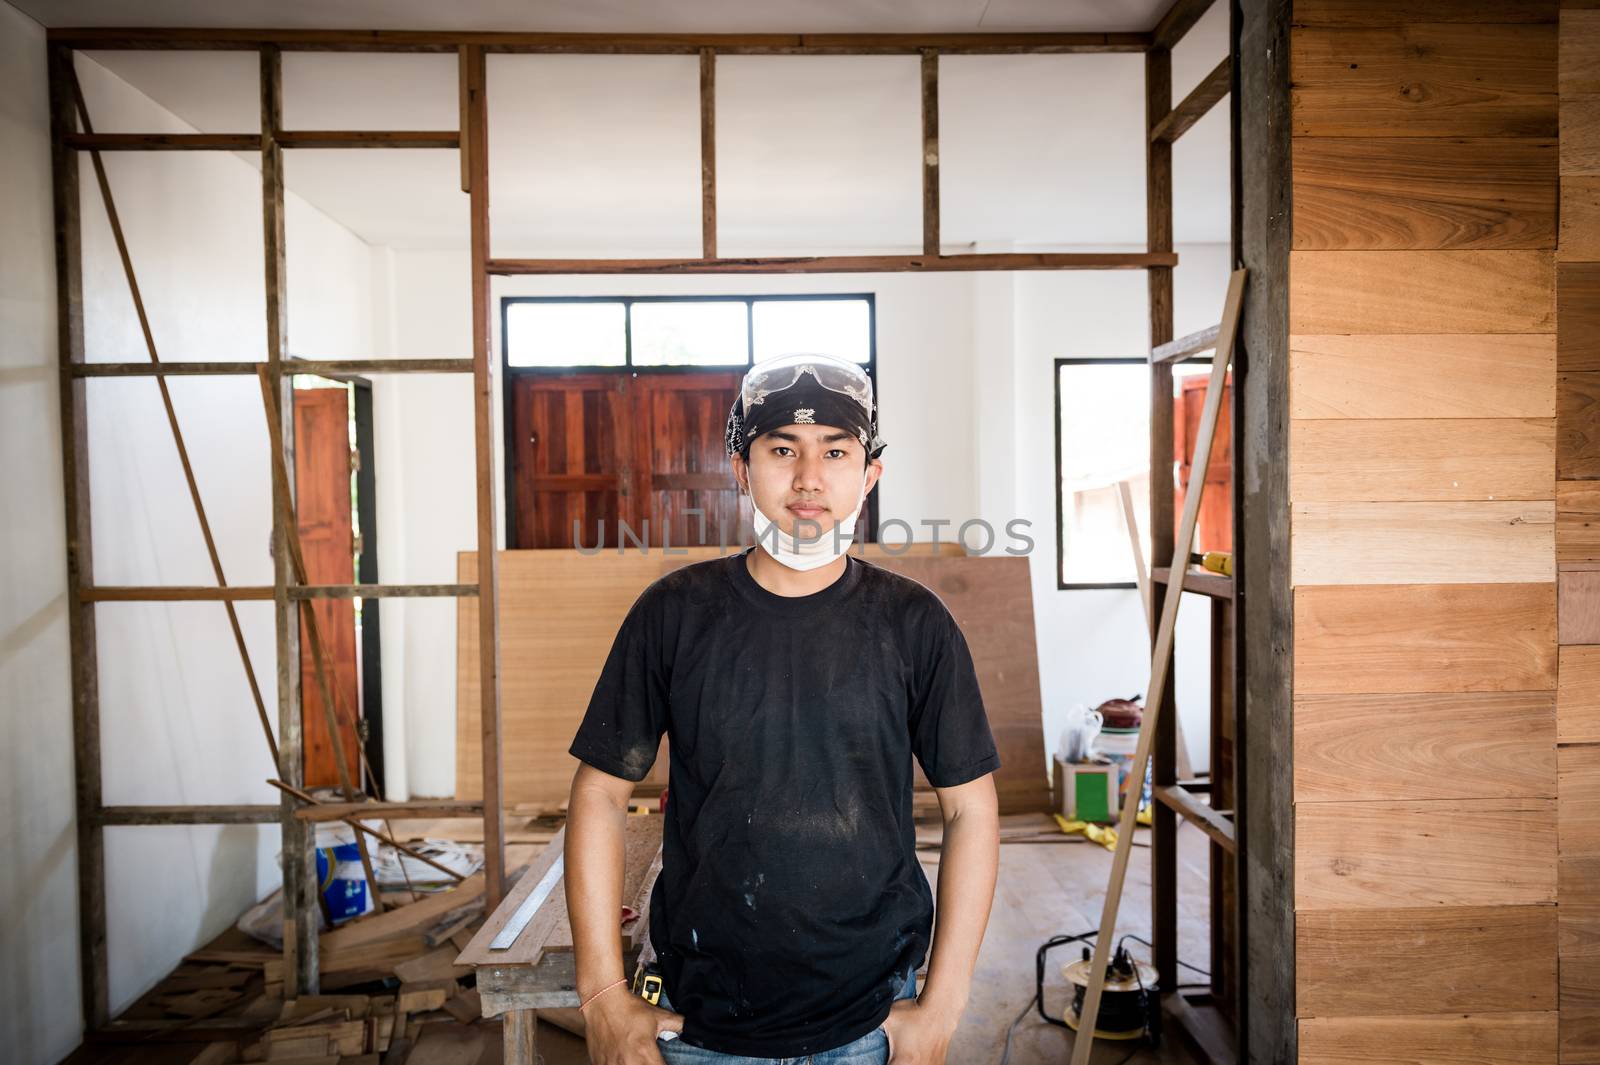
[{"xmin": 1053, "ymin": 805, "xmax": 1153, "ymax": 851}]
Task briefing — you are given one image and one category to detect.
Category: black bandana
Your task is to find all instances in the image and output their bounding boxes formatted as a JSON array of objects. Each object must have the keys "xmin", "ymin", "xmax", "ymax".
[{"xmin": 725, "ymin": 376, "xmax": 887, "ymax": 461}]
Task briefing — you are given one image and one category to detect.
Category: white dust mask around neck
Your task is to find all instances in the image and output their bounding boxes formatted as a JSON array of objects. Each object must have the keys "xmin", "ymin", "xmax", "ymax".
[{"xmin": 748, "ymin": 473, "xmax": 868, "ymax": 572}]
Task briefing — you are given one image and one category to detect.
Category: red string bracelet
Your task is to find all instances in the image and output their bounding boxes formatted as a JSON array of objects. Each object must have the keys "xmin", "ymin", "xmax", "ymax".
[{"xmin": 579, "ymin": 977, "xmax": 629, "ymax": 1013}]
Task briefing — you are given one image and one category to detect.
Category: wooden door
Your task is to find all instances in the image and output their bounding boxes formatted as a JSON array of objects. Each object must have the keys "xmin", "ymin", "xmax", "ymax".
[
  {"xmin": 509, "ymin": 372, "xmax": 746, "ymax": 550},
  {"xmin": 1173, "ymin": 372, "xmax": 1233, "ymax": 554},
  {"xmin": 294, "ymin": 387, "xmax": 361, "ymax": 789},
  {"xmin": 633, "ymin": 373, "xmax": 747, "ymax": 550}
]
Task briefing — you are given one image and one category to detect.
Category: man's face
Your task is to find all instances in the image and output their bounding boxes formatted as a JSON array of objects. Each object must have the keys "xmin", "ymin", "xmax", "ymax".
[{"xmin": 733, "ymin": 423, "xmax": 884, "ymax": 538}]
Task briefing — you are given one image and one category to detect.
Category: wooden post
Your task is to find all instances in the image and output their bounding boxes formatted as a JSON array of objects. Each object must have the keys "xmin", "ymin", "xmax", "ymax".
[
  {"xmin": 463, "ymin": 44, "xmax": 508, "ymax": 910},
  {"xmin": 1144, "ymin": 38, "xmax": 1181, "ymax": 1000},
  {"xmin": 920, "ymin": 49, "xmax": 939, "ymax": 258},
  {"xmin": 50, "ymin": 41, "xmax": 108, "ymax": 1032},
  {"xmin": 1069, "ymin": 270, "xmax": 1247, "ymax": 1065},
  {"xmin": 261, "ymin": 43, "xmax": 317, "ymax": 997},
  {"xmin": 699, "ymin": 48, "xmax": 717, "ymax": 260},
  {"xmin": 503, "ymin": 1008, "xmax": 537, "ymax": 1064}
]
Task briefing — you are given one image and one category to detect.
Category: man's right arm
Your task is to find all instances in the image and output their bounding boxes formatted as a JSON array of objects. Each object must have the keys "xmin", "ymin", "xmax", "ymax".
[{"xmin": 566, "ymin": 761, "xmax": 683, "ymax": 1064}]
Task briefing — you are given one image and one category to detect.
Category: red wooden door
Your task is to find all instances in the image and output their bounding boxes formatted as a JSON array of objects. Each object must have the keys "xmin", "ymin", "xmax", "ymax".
[
  {"xmin": 509, "ymin": 372, "xmax": 746, "ymax": 550},
  {"xmin": 1172, "ymin": 372, "xmax": 1233, "ymax": 554},
  {"xmin": 294, "ymin": 387, "xmax": 361, "ymax": 789}
]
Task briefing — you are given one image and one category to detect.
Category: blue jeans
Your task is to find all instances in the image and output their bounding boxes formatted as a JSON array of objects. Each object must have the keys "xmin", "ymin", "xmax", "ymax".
[{"xmin": 654, "ymin": 967, "xmax": 918, "ymax": 1064}]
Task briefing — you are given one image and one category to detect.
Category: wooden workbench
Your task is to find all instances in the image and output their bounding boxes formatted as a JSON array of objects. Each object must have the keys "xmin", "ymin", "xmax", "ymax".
[{"xmin": 456, "ymin": 814, "xmax": 664, "ymax": 1063}]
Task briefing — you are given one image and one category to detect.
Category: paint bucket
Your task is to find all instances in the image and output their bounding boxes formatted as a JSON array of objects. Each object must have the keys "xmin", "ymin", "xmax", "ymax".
[{"xmin": 314, "ymin": 822, "xmax": 375, "ymax": 925}]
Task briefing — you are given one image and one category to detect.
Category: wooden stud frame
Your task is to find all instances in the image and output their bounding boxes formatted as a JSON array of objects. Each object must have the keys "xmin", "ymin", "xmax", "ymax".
[{"xmin": 42, "ymin": 4, "xmax": 1280, "ymax": 1044}]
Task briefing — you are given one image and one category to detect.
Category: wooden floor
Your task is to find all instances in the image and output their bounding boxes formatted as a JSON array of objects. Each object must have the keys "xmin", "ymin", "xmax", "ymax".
[{"xmin": 941, "ymin": 823, "xmax": 1214, "ymax": 1065}]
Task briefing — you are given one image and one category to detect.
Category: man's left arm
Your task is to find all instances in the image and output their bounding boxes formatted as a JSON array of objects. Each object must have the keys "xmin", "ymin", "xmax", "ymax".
[{"xmin": 882, "ymin": 772, "xmax": 1000, "ymax": 1063}]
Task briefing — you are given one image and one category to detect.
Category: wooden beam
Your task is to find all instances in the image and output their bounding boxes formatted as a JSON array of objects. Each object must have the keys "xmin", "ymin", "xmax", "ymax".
[
  {"xmin": 921, "ymin": 50, "xmax": 940, "ymax": 257},
  {"xmin": 464, "ymin": 43, "xmax": 508, "ymax": 912},
  {"xmin": 699, "ymin": 48, "xmax": 716, "ymax": 260},
  {"xmin": 293, "ymin": 799, "xmax": 485, "ymax": 822},
  {"xmin": 1150, "ymin": 56, "xmax": 1230, "ymax": 143},
  {"xmin": 99, "ymin": 805, "xmax": 280, "ymax": 825},
  {"xmin": 278, "ymin": 130, "xmax": 461, "ymax": 148},
  {"xmin": 74, "ymin": 358, "xmax": 475, "ymax": 376},
  {"xmin": 1236, "ymin": 1, "xmax": 1295, "ymax": 1058},
  {"xmin": 1153, "ymin": 785, "xmax": 1236, "ymax": 853},
  {"xmin": 486, "ymin": 251, "xmax": 1177, "ymax": 275},
  {"xmin": 1151, "ymin": 323, "xmax": 1221, "ymax": 363},
  {"xmin": 65, "ymin": 132, "xmax": 259, "ymax": 151},
  {"xmin": 260, "ymin": 43, "xmax": 318, "ymax": 998},
  {"xmin": 46, "ymin": 28, "xmax": 1152, "ymax": 54},
  {"xmin": 50, "ymin": 40, "xmax": 108, "ymax": 1033},
  {"xmin": 1152, "ymin": 0, "xmax": 1217, "ymax": 50},
  {"xmin": 81, "ymin": 582, "xmax": 478, "ymax": 601},
  {"xmin": 1144, "ymin": 39, "xmax": 1180, "ymax": 1002}
]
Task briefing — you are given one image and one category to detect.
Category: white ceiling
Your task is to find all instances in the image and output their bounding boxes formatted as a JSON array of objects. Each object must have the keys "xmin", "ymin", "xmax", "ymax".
[{"xmin": 47, "ymin": 0, "xmax": 1232, "ymax": 252}]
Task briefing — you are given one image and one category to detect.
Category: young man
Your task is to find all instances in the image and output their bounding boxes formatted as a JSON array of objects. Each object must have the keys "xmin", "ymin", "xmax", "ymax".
[{"xmin": 564, "ymin": 353, "xmax": 1002, "ymax": 1064}]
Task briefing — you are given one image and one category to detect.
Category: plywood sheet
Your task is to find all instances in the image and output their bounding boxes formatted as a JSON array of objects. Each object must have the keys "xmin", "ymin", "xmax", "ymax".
[
  {"xmin": 1289, "ymin": 418, "xmax": 1554, "ymax": 502},
  {"xmin": 1292, "ymin": 24, "xmax": 1557, "ymax": 137},
  {"xmin": 1292, "ymin": 137, "xmax": 1557, "ymax": 250},
  {"xmin": 1298, "ymin": 1012, "xmax": 1558, "ymax": 1065},
  {"xmin": 1289, "ymin": 250, "xmax": 1556, "ymax": 334},
  {"xmin": 455, "ymin": 546, "xmax": 1048, "ymax": 814},
  {"xmin": 1293, "ymin": 583, "xmax": 1557, "ymax": 694},
  {"xmin": 1295, "ymin": 904, "xmax": 1558, "ymax": 1016},
  {"xmin": 1289, "ymin": 333, "xmax": 1555, "ymax": 420},
  {"xmin": 1293, "ymin": 691, "xmax": 1557, "ymax": 802},
  {"xmin": 1295, "ymin": 798, "xmax": 1556, "ymax": 909},
  {"xmin": 1559, "ymin": 645, "xmax": 1600, "ymax": 742},
  {"xmin": 1290, "ymin": 501, "xmax": 1554, "ymax": 585}
]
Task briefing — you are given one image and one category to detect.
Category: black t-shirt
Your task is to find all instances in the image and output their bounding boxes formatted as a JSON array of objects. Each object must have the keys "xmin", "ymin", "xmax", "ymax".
[{"xmin": 567, "ymin": 547, "xmax": 1002, "ymax": 1057}]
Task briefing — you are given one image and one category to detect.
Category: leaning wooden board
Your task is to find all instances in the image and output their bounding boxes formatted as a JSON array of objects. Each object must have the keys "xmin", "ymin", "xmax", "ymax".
[{"xmin": 455, "ymin": 547, "xmax": 1049, "ymax": 814}]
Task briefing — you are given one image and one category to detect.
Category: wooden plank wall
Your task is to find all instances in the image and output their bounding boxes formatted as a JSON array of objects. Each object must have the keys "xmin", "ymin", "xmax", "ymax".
[{"xmin": 1288, "ymin": 1, "xmax": 1569, "ymax": 1060}]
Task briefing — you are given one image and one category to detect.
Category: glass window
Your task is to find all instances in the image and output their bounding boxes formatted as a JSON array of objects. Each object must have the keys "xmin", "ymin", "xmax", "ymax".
[
  {"xmin": 753, "ymin": 298, "xmax": 871, "ymax": 364},
  {"xmin": 631, "ymin": 300, "xmax": 749, "ymax": 367},
  {"xmin": 505, "ymin": 301, "xmax": 626, "ymax": 368},
  {"xmin": 1056, "ymin": 361, "xmax": 1212, "ymax": 586}
]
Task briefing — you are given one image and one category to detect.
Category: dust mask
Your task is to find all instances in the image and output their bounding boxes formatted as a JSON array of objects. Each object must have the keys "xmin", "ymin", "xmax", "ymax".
[{"xmin": 748, "ymin": 471, "xmax": 869, "ymax": 572}]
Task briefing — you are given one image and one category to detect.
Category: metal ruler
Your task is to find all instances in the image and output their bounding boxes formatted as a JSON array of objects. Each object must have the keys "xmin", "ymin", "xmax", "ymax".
[{"xmin": 489, "ymin": 854, "xmax": 565, "ymax": 951}]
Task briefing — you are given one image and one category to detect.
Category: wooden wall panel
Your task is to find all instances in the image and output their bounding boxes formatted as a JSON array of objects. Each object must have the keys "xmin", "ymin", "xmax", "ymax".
[
  {"xmin": 1295, "ymin": 797, "xmax": 1557, "ymax": 909},
  {"xmin": 1299, "ymin": 1012, "xmax": 1559, "ymax": 1065},
  {"xmin": 1290, "ymin": 333, "xmax": 1555, "ymax": 420},
  {"xmin": 1294, "ymin": 691, "xmax": 1557, "ymax": 802},
  {"xmin": 1561, "ymin": 264, "xmax": 1600, "ymax": 371},
  {"xmin": 1292, "ymin": 138, "xmax": 1557, "ymax": 250},
  {"xmin": 1294, "ymin": 0, "xmax": 1557, "ymax": 23},
  {"xmin": 1290, "ymin": 501, "xmax": 1554, "ymax": 585},
  {"xmin": 1558, "ymin": 646, "xmax": 1600, "ymax": 742},
  {"xmin": 1294, "ymin": 583, "xmax": 1557, "ymax": 695},
  {"xmin": 1290, "ymin": 1, "xmax": 1566, "ymax": 1052},
  {"xmin": 1563, "ymin": 177, "xmax": 1600, "ymax": 259},
  {"xmin": 1561, "ymin": 569, "xmax": 1600, "ymax": 642},
  {"xmin": 1292, "ymin": 24, "xmax": 1557, "ymax": 138},
  {"xmin": 1289, "ymin": 250, "xmax": 1556, "ymax": 333},
  {"xmin": 1566, "ymin": 95, "xmax": 1600, "ymax": 175},
  {"xmin": 1290, "ymin": 418, "xmax": 1554, "ymax": 502},
  {"xmin": 1296, "ymin": 905, "xmax": 1558, "ymax": 1017},
  {"xmin": 1559, "ymin": 481, "xmax": 1600, "ymax": 561}
]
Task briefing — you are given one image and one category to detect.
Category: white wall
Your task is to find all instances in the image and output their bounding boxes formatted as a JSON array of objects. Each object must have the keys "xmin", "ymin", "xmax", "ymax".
[
  {"xmin": 2, "ymin": 22, "xmax": 376, "ymax": 1056},
  {"xmin": 373, "ymin": 243, "xmax": 1230, "ymax": 797},
  {"xmin": 1, "ymin": 7, "xmax": 83, "ymax": 1062}
]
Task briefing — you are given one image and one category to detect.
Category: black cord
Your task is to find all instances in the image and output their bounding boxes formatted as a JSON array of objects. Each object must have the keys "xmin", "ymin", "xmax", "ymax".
[{"xmin": 1115, "ymin": 932, "xmax": 1212, "ymax": 978}]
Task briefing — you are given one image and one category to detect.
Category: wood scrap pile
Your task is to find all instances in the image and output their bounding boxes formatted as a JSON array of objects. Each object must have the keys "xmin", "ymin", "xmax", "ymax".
[{"xmin": 73, "ymin": 859, "xmax": 534, "ymax": 1065}]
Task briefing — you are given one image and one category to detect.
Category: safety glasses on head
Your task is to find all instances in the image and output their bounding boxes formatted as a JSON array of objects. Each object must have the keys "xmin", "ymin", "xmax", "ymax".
[{"xmin": 740, "ymin": 353, "xmax": 875, "ymax": 416}]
